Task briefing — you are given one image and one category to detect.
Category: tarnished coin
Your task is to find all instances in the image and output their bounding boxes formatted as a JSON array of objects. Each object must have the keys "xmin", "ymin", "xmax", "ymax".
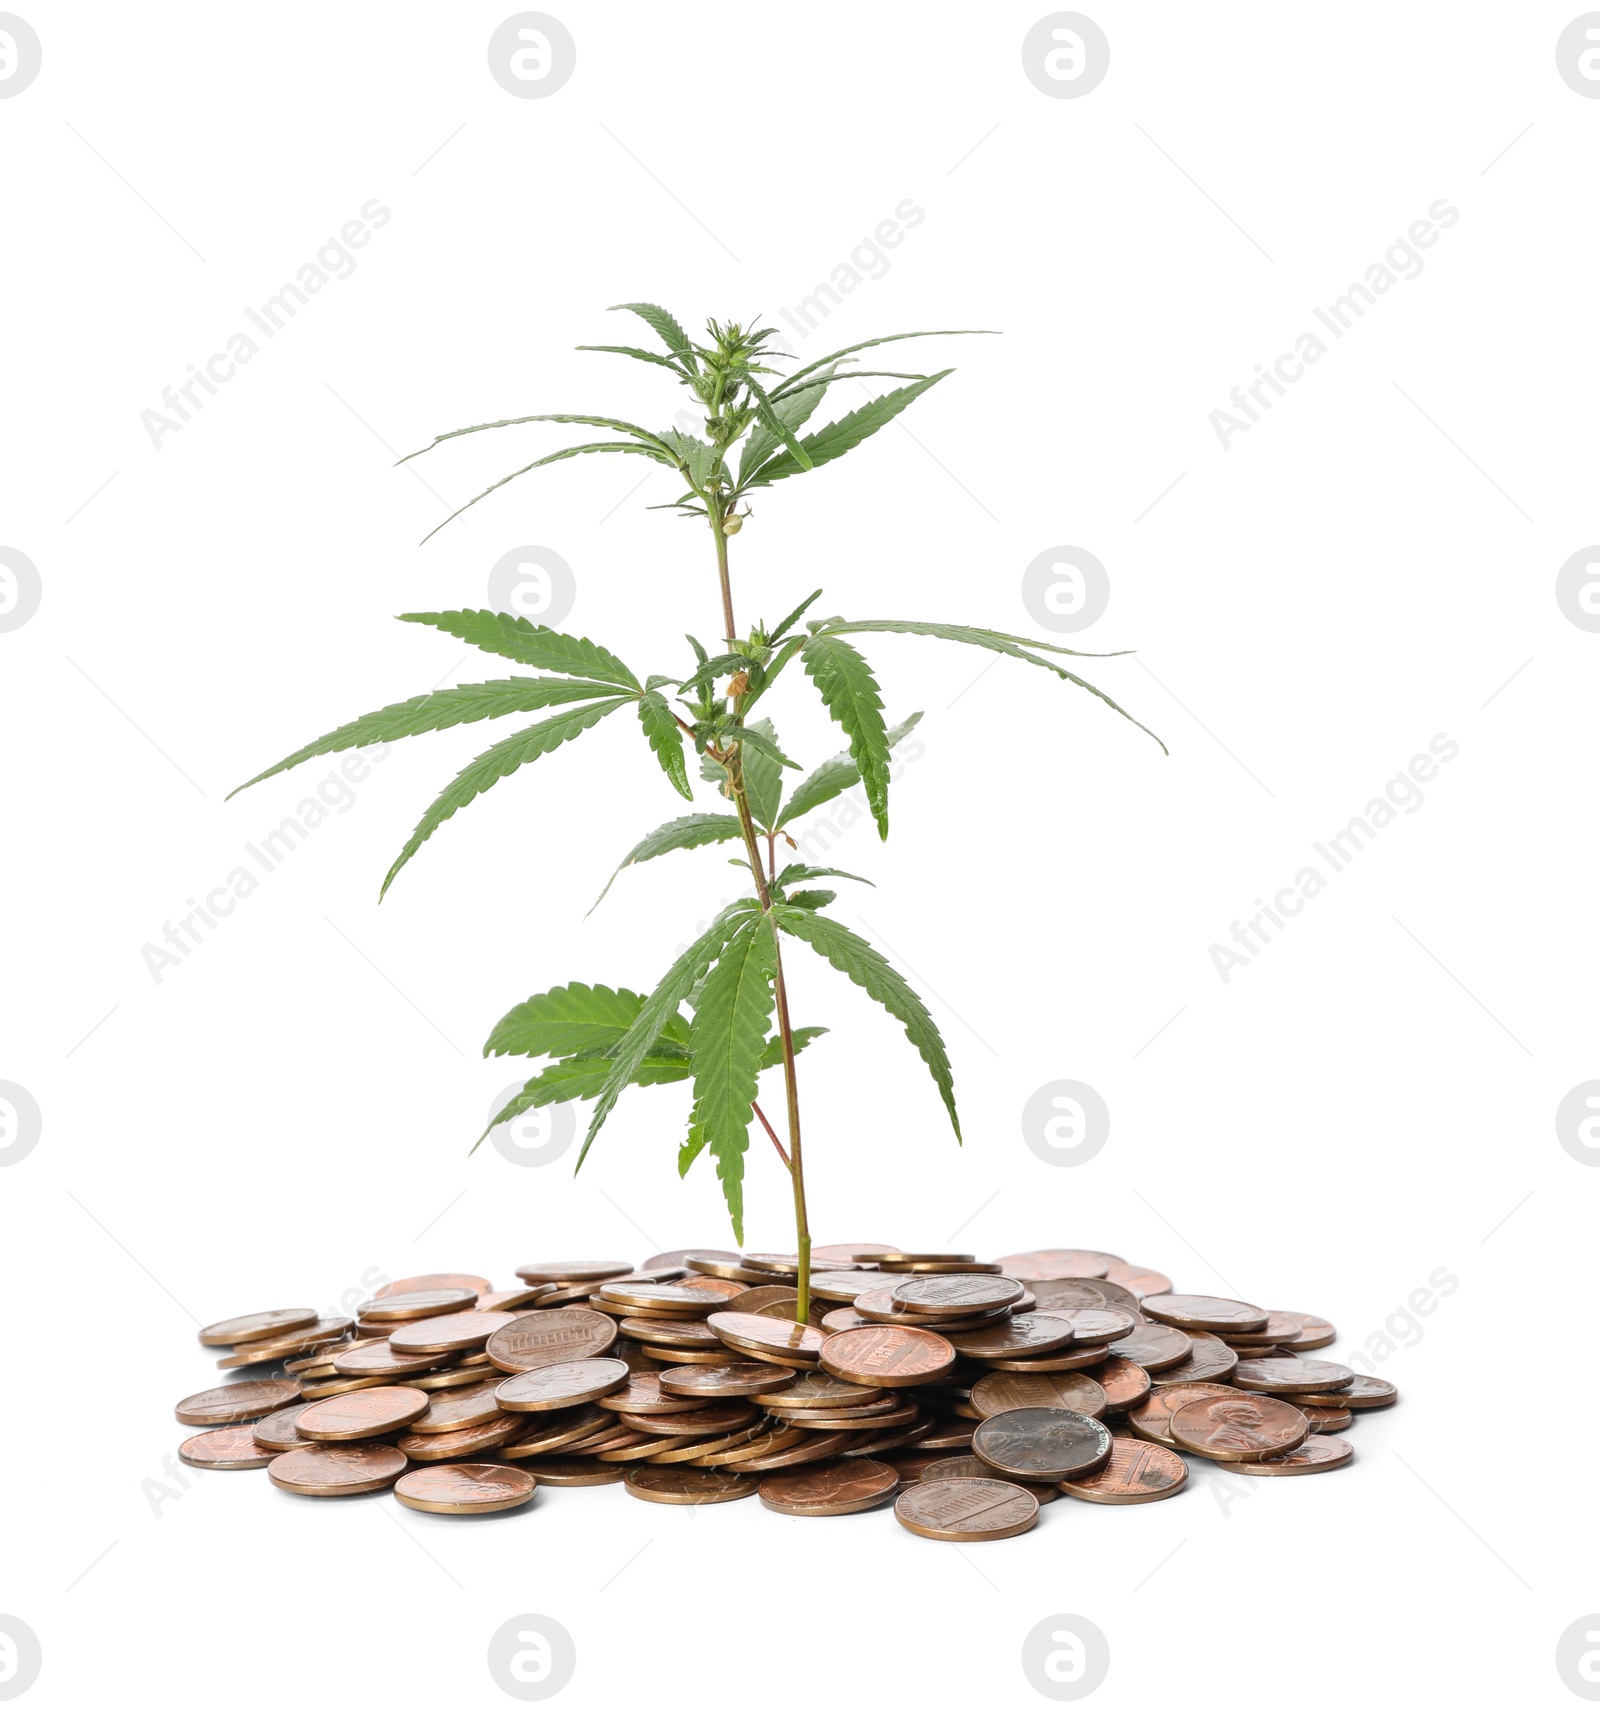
[
  {"xmin": 356, "ymin": 1288, "xmax": 477, "ymax": 1322},
  {"xmin": 995, "ymin": 1249, "xmax": 1117, "ymax": 1281},
  {"xmin": 969, "ymin": 1370, "xmax": 1108, "ymax": 1420},
  {"xmin": 406, "ymin": 1380, "xmax": 505, "ymax": 1433},
  {"xmin": 1231, "ymin": 1356, "xmax": 1355, "ymax": 1395},
  {"xmin": 921, "ymin": 1455, "xmax": 1060, "ymax": 1503},
  {"xmin": 983, "ymin": 1343, "xmax": 1111, "ymax": 1373},
  {"xmin": 820, "ymin": 1326, "xmax": 956, "ymax": 1388},
  {"xmin": 1299, "ymin": 1404, "xmax": 1354, "ymax": 1432},
  {"xmin": 395, "ymin": 1463, "xmax": 537, "ymax": 1514},
  {"xmin": 1277, "ymin": 1313, "xmax": 1336, "ymax": 1351},
  {"xmin": 485, "ymin": 1308, "xmax": 618, "ymax": 1374},
  {"xmin": 1057, "ymin": 1436, "xmax": 1188, "ymax": 1504},
  {"xmin": 269, "ymin": 1443, "xmax": 408, "ymax": 1496},
  {"xmin": 296, "ymin": 1385, "xmax": 429, "ymax": 1441},
  {"xmin": 179, "ymin": 1426, "xmax": 274, "ymax": 1470},
  {"xmin": 625, "ymin": 1466, "xmax": 758, "ymax": 1505},
  {"xmin": 1022, "ymin": 1279, "xmax": 1111, "ymax": 1315},
  {"xmin": 1108, "ymin": 1323, "xmax": 1192, "ymax": 1371},
  {"xmin": 388, "ymin": 1311, "xmax": 516, "ymax": 1355},
  {"xmin": 477, "ymin": 1287, "xmax": 554, "ymax": 1313},
  {"xmin": 723, "ymin": 1430, "xmax": 855, "ymax": 1471},
  {"xmin": 1150, "ymin": 1336, "xmax": 1238, "ymax": 1385},
  {"xmin": 500, "ymin": 1407, "xmax": 615, "ymax": 1458},
  {"xmin": 515, "ymin": 1260, "xmax": 631, "ymax": 1285},
  {"xmin": 895, "ymin": 1478, "xmax": 1039, "ymax": 1542},
  {"xmin": 1103, "ymin": 1262, "xmax": 1173, "ymax": 1298},
  {"xmin": 748, "ymin": 1372, "xmax": 884, "ymax": 1409},
  {"xmin": 1294, "ymin": 1374, "xmax": 1397, "ymax": 1410},
  {"xmin": 600, "ymin": 1374, "xmax": 704, "ymax": 1415},
  {"xmin": 176, "ymin": 1378, "xmax": 302, "ymax": 1426},
  {"xmin": 659, "ymin": 1363, "xmax": 798, "ymax": 1398},
  {"xmin": 518, "ymin": 1458, "xmax": 628, "ymax": 1486},
  {"xmin": 332, "ymin": 1342, "xmax": 443, "ymax": 1379},
  {"xmin": 889, "ymin": 1274, "xmax": 1025, "ymax": 1314},
  {"xmin": 972, "ymin": 1407, "xmax": 1112, "ymax": 1481},
  {"xmin": 1086, "ymin": 1356, "xmax": 1152, "ymax": 1413},
  {"xmin": 707, "ymin": 1312, "xmax": 825, "ymax": 1361},
  {"xmin": 1071, "ymin": 1307, "xmax": 1138, "ymax": 1343},
  {"xmin": 396, "ymin": 1416, "xmax": 524, "ymax": 1460},
  {"xmin": 198, "ymin": 1308, "xmax": 318, "ymax": 1347},
  {"xmin": 1168, "ymin": 1394, "xmax": 1309, "ymax": 1462},
  {"xmin": 252, "ymin": 1405, "xmax": 316, "ymax": 1452},
  {"xmin": 1232, "ymin": 1434, "xmax": 1354, "ymax": 1476},
  {"xmin": 1125, "ymin": 1382, "xmax": 1245, "ymax": 1448},
  {"xmin": 1143, "ymin": 1294, "xmax": 1268, "ymax": 1333},
  {"xmin": 495, "ymin": 1358, "xmax": 630, "ymax": 1412},
  {"xmin": 759, "ymin": 1458, "xmax": 899, "ymax": 1516},
  {"xmin": 947, "ymin": 1313, "xmax": 1078, "ymax": 1360},
  {"xmin": 377, "ymin": 1273, "xmax": 492, "ymax": 1299}
]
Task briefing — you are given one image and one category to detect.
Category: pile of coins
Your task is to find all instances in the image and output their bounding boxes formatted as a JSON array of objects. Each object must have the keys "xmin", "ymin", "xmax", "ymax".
[{"xmin": 173, "ymin": 1246, "xmax": 1397, "ymax": 1540}]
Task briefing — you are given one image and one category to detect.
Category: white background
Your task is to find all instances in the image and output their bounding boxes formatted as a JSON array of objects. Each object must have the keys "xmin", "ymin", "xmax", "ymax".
[{"xmin": 2, "ymin": 2, "xmax": 1596, "ymax": 1709}]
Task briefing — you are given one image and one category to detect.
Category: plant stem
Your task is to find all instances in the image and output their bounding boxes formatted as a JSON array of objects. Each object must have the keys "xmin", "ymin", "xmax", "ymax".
[{"xmin": 710, "ymin": 510, "xmax": 813, "ymax": 1322}]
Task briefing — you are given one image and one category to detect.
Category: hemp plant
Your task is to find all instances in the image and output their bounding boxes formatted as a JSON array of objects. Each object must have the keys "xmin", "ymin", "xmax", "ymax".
[{"xmin": 234, "ymin": 305, "xmax": 1162, "ymax": 1320}]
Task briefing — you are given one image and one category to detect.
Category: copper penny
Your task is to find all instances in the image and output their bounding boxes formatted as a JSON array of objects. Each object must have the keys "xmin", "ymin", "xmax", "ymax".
[
  {"xmin": 972, "ymin": 1407, "xmax": 1112, "ymax": 1480},
  {"xmin": 619, "ymin": 1401, "xmax": 756, "ymax": 1435},
  {"xmin": 396, "ymin": 1416, "xmax": 524, "ymax": 1460},
  {"xmin": 723, "ymin": 1286, "xmax": 815, "ymax": 1321},
  {"xmin": 477, "ymin": 1287, "xmax": 554, "ymax": 1313},
  {"xmin": 1232, "ymin": 1434, "xmax": 1354, "ymax": 1476},
  {"xmin": 820, "ymin": 1326, "xmax": 956, "ymax": 1388},
  {"xmin": 995, "ymin": 1249, "xmax": 1119, "ymax": 1281},
  {"xmin": 500, "ymin": 1407, "xmax": 616, "ymax": 1457},
  {"xmin": 332, "ymin": 1341, "xmax": 444, "ymax": 1379},
  {"xmin": 659, "ymin": 1363, "xmax": 798, "ymax": 1398},
  {"xmin": 1300, "ymin": 1404, "xmax": 1354, "ymax": 1432},
  {"xmin": 405, "ymin": 1380, "xmax": 505, "ymax": 1433},
  {"xmin": 1023, "ymin": 1278, "xmax": 1108, "ymax": 1312},
  {"xmin": 1070, "ymin": 1307, "xmax": 1137, "ymax": 1343},
  {"xmin": 377, "ymin": 1273, "xmax": 492, "ymax": 1299},
  {"xmin": 198, "ymin": 1308, "xmax": 318, "ymax": 1348},
  {"xmin": 862, "ymin": 1251, "xmax": 974, "ymax": 1267},
  {"xmin": 840, "ymin": 1418, "xmax": 937, "ymax": 1458},
  {"xmin": 774, "ymin": 1402, "xmax": 920, "ymax": 1431},
  {"xmin": 618, "ymin": 1317, "xmax": 721, "ymax": 1349},
  {"xmin": 514, "ymin": 1260, "xmax": 631, "ymax": 1284},
  {"xmin": 252, "ymin": 1405, "xmax": 316, "ymax": 1452},
  {"xmin": 691, "ymin": 1427, "xmax": 808, "ymax": 1466},
  {"xmin": 886, "ymin": 1448, "xmax": 954, "ymax": 1486},
  {"xmin": 983, "ymin": 1343, "xmax": 1111, "ymax": 1373},
  {"xmin": 759, "ymin": 1458, "xmax": 899, "ymax": 1516},
  {"xmin": 946, "ymin": 1313, "xmax": 1078, "ymax": 1360},
  {"xmin": 723, "ymin": 1430, "xmax": 855, "ymax": 1471},
  {"xmin": 1168, "ymin": 1394, "xmax": 1309, "ymax": 1462},
  {"xmin": 625, "ymin": 1466, "xmax": 758, "ymax": 1504},
  {"xmin": 485, "ymin": 1308, "xmax": 618, "ymax": 1373},
  {"xmin": 812, "ymin": 1242, "xmax": 898, "ymax": 1262},
  {"xmin": 176, "ymin": 1378, "xmax": 302, "ymax": 1426},
  {"xmin": 894, "ymin": 1477, "xmax": 1039, "ymax": 1541},
  {"xmin": 224, "ymin": 1319, "xmax": 355, "ymax": 1366},
  {"xmin": 1103, "ymin": 1262, "xmax": 1172, "ymax": 1298},
  {"xmin": 809, "ymin": 1271, "xmax": 915, "ymax": 1303},
  {"xmin": 600, "ymin": 1374, "xmax": 703, "ymax": 1415},
  {"xmin": 1125, "ymin": 1382, "xmax": 1246, "ymax": 1448},
  {"xmin": 1086, "ymin": 1356, "xmax": 1152, "ymax": 1412},
  {"xmin": 1294, "ymin": 1374, "xmax": 1396, "ymax": 1409},
  {"xmin": 850, "ymin": 1287, "xmax": 1010, "ymax": 1329},
  {"xmin": 1109, "ymin": 1323, "xmax": 1192, "ymax": 1371},
  {"xmin": 921, "ymin": 1454, "xmax": 1059, "ymax": 1502},
  {"xmin": 414, "ymin": 1363, "xmax": 502, "ymax": 1392},
  {"xmin": 178, "ymin": 1426, "xmax": 274, "ymax": 1469},
  {"xmin": 518, "ymin": 1458, "xmax": 628, "ymax": 1486},
  {"xmin": 748, "ymin": 1371, "xmax": 884, "ymax": 1409},
  {"xmin": 1143, "ymin": 1294, "xmax": 1268, "ymax": 1333},
  {"xmin": 643, "ymin": 1248, "xmax": 738, "ymax": 1271},
  {"xmin": 969, "ymin": 1370, "xmax": 1108, "ymax": 1420},
  {"xmin": 680, "ymin": 1255, "xmax": 777, "ymax": 1283},
  {"xmin": 1149, "ymin": 1336, "xmax": 1238, "ymax": 1385},
  {"xmin": 889, "ymin": 1274, "xmax": 1025, "ymax": 1314},
  {"xmin": 296, "ymin": 1385, "xmax": 429, "ymax": 1441},
  {"xmin": 820, "ymin": 1308, "xmax": 872, "ymax": 1333},
  {"xmin": 1058, "ymin": 1436, "xmax": 1188, "ymax": 1504},
  {"xmin": 706, "ymin": 1312, "xmax": 824, "ymax": 1360},
  {"xmin": 394, "ymin": 1463, "xmax": 537, "ymax": 1514},
  {"xmin": 599, "ymin": 1282, "xmax": 731, "ymax": 1312},
  {"xmin": 1231, "ymin": 1356, "xmax": 1355, "ymax": 1395},
  {"xmin": 1277, "ymin": 1312, "xmax": 1336, "ymax": 1351},
  {"xmin": 356, "ymin": 1288, "xmax": 477, "ymax": 1322},
  {"xmin": 495, "ymin": 1357, "xmax": 630, "ymax": 1412},
  {"xmin": 388, "ymin": 1310, "xmax": 516, "ymax": 1355},
  {"xmin": 268, "ymin": 1443, "xmax": 407, "ymax": 1497}
]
